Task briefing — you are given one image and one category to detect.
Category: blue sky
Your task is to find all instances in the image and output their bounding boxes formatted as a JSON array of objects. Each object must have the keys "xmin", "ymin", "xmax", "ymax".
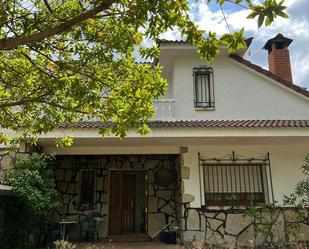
[{"xmin": 160, "ymin": 0, "xmax": 309, "ymax": 89}]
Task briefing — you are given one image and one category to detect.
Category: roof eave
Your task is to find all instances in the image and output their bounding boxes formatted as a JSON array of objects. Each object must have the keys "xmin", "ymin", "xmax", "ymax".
[{"xmin": 157, "ymin": 38, "xmax": 253, "ymax": 56}]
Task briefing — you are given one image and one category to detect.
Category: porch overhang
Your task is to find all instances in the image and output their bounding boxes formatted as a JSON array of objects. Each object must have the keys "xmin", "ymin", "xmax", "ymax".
[
  {"xmin": 33, "ymin": 119, "xmax": 309, "ymax": 153},
  {"xmin": 39, "ymin": 126, "xmax": 309, "ymax": 139},
  {"xmin": 38, "ymin": 127, "xmax": 309, "ymax": 155}
]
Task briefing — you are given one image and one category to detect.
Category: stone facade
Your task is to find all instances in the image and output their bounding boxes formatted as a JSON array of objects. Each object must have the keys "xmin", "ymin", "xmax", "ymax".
[
  {"xmin": 179, "ymin": 150, "xmax": 309, "ymax": 247},
  {"xmin": 52, "ymin": 154, "xmax": 181, "ymax": 239},
  {"xmin": 2, "ymin": 150, "xmax": 309, "ymax": 246},
  {"xmin": 182, "ymin": 205, "xmax": 309, "ymax": 247},
  {"xmin": 0, "ymin": 149, "xmax": 28, "ymax": 185}
]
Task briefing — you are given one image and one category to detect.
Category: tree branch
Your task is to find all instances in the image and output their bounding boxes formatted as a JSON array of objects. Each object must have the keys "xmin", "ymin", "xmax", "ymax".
[
  {"xmin": 0, "ymin": 0, "xmax": 117, "ymax": 50},
  {"xmin": 43, "ymin": 0, "xmax": 53, "ymax": 14},
  {"xmin": 20, "ymin": 51, "xmax": 58, "ymax": 79},
  {"xmin": 42, "ymin": 100, "xmax": 91, "ymax": 115},
  {"xmin": 0, "ymin": 97, "xmax": 45, "ymax": 108}
]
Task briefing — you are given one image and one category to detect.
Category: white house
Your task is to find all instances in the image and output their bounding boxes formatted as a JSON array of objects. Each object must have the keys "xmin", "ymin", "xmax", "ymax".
[{"xmin": 0, "ymin": 34, "xmax": 309, "ymax": 246}]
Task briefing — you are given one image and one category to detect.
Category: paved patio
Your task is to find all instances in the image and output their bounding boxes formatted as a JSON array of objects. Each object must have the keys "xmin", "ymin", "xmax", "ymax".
[{"xmin": 75, "ymin": 241, "xmax": 180, "ymax": 249}]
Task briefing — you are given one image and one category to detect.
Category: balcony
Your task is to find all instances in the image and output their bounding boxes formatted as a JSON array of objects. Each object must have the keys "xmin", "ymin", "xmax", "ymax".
[{"xmin": 153, "ymin": 99, "xmax": 175, "ymax": 120}]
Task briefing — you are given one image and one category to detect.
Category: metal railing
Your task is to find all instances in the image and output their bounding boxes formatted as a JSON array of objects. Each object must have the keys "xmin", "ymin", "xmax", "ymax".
[
  {"xmin": 153, "ymin": 99, "xmax": 175, "ymax": 120},
  {"xmin": 199, "ymin": 151, "xmax": 274, "ymax": 206}
]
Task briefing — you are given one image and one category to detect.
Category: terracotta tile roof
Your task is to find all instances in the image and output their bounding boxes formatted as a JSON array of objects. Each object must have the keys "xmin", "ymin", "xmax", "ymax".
[
  {"xmin": 156, "ymin": 39, "xmax": 188, "ymax": 44},
  {"xmin": 157, "ymin": 38, "xmax": 254, "ymax": 49},
  {"xmin": 58, "ymin": 120, "xmax": 309, "ymax": 129},
  {"xmin": 230, "ymin": 54, "xmax": 309, "ymax": 98},
  {"xmin": 157, "ymin": 38, "xmax": 254, "ymax": 47}
]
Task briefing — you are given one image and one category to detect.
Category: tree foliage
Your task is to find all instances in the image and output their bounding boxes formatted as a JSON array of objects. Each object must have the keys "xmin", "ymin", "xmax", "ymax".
[
  {"xmin": 4, "ymin": 153, "xmax": 59, "ymax": 212},
  {"xmin": 0, "ymin": 0, "xmax": 288, "ymax": 144},
  {"xmin": 1, "ymin": 153, "xmax": 59, "ymax": 249}
]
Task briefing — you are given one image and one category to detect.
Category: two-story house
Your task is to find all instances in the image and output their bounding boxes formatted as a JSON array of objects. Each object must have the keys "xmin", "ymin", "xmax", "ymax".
[{"xmin": 1, "ymin": 33, "xmax": 309, "ymax": 246}]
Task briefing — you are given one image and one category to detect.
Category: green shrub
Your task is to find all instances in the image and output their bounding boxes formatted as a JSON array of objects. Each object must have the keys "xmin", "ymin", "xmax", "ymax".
[
  {"xmin": 5, "ymin": 153, "xmax": 59, "ymax": 212},
  {"xmin": 54, "ymin": 240, "xmax": 76, "ymax": 249},
  {"xmin": 0, "ymin": 195, "xmax": 39, "ymax": 249},
  {"xmin": 0, "ymin": 153, "xmax": 59, "ymax": 249},
  {"xmin": 284, "ymin": 154, "xmax": 309, "ymax": 208}
]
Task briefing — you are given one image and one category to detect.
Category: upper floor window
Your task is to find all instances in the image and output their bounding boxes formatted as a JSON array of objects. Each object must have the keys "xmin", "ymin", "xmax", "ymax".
[{"xmin": 193, "ymin": 67, "xmax": 215, "ymax": 109}]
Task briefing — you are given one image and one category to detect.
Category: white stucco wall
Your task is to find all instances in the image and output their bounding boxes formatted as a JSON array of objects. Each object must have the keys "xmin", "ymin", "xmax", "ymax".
[
  {"xmin": 182, "ymin": 142, "xmax": 308, "ymax": 208},
  {"xmin": 159, "ymin": 46, "xmax": 309, "ymax": 120},
  {"xmin": 2, "ymin": 44, "xmax": 308, "ymax": 212},
  {"xmin": 43, "ymin": 133, "xmax": 309, "ymax": 208}
]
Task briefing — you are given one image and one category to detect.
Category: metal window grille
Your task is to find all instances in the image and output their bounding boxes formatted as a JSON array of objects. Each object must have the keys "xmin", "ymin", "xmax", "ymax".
[
  {"xmin": 193, "ymin": 67, "xmax": 215, "ymax": 108},
  {"xmin": 199, "ymin": 151, "xmax": 274, "ymax": 206}
]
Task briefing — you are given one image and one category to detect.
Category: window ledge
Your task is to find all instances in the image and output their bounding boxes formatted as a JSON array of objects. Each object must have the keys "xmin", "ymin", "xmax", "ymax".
[
  {"xmin": 195, "ymin": 107, "xmax": 215, "ymax": 111},
  {"xmin": 201, "ymin": 204, "xmax": 266, "ymax": 210}
]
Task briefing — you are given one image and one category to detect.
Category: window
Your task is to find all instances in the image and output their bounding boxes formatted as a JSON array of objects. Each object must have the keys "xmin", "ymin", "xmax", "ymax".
[
  {"xmin": 200, "ymin": 152, "xmax": 273, "ymax": 206},
  {"xmin": 193, "ymin": 67, "xmax": 215, "ymax": 108},
  {"xmin": 79, "ymin": 169, "xmax": 95, "ymax": 209}
]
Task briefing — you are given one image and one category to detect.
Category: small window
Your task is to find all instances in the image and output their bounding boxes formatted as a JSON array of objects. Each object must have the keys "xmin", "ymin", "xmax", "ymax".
[
  {"xmin": 79, "ymin": 169, "xmax": 95, "ymax": 209},
  {"xmin": 193, "ymin": 67, "xmax": 215, "ymax": 108},
  {"xmin": 200, "ymin": 153, "xmax": 273, "ymax": 206}
]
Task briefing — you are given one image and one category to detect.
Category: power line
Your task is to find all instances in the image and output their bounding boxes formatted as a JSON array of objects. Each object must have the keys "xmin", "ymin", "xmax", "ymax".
[{"xmin": 220, "ymin": 5, "xmax": 231, "ymax": 33}]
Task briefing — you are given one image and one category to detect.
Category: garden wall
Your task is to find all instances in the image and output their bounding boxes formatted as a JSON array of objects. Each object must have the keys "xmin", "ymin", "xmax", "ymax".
[{"xmin": 182, "ymin": 204, "xmax": 309, "ymax": 247}]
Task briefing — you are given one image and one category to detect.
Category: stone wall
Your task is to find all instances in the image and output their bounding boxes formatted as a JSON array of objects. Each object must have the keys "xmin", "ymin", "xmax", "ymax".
[
  {"xmin": 179, "ymin": 149, "xmax": 309, "ymax": 247},
  {"xmin": 53, "ymin": 154, "xmax": 181, "ymax": 239},
  {"xmin": 182, "ymin": 204, "xmax": 309, "ymax": 247},
  {"xmin": 0, "ymin": 150, "xmax": 14, "ymax": 184},
  {"xmin": 0, "ymin": 149, "xmax": 28, "ymax": 185}
]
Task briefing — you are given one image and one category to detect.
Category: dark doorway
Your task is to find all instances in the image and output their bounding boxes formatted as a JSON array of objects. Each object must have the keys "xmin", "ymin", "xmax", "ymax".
[{"xmin": 108, "ymin": 170, "xmax": 147, "ymax": 236}]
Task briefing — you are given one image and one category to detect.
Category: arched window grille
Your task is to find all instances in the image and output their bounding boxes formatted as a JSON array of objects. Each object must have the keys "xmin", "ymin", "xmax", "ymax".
[{"xmin": 199, "ymin": 151, "xmax": 274, "ymax": 206}]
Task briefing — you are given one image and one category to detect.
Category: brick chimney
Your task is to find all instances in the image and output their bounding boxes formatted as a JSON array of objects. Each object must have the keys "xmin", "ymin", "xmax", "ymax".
[{"xmin": 263, "ymin": 33, "xmax": 293, "ymax": 82}]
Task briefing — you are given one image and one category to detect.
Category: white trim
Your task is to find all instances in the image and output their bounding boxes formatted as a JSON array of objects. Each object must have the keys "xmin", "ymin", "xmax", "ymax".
[
  {"xmin": 159, "ymin": 43, "xmax": 246, "ymax": 55},
  {"xmin": 199, "ymin": 165, "xmax": 205, "ymax": 206},
  {"xmin": 160, "ymin": 44, "xmax": 196, "ymax": 50},
  {"xmin": 38, "ymin": 127, "xmax": 309, "ymax": 139}
]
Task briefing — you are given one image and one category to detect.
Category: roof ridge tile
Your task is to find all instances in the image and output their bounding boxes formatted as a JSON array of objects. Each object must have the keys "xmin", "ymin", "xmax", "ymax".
[{"xmin": 58, "ymin": 120, "xmax": 309, "ymax": 129}]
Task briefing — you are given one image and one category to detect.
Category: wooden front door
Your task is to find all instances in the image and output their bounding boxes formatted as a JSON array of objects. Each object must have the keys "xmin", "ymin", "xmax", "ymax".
[
  {"xmin": 109, "ymin": 172, "xmax": 122, "ymax": 235},
  {"xmin": 109, "ymin": 171, "xmax": 136, "ymax": 235},
  {"xmin": 122, "ymin": 174, "xmax": 135, "ymax": 232}
]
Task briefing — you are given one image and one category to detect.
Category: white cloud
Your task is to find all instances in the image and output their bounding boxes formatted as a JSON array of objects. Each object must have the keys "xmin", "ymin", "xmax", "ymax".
[
  {"xmin": 190, "ymin": 2, "xmax": 230, "ymax": 35},
  {"xmin": 160, "ymin": 28, "xmax": 182, "ymax": 41},
  {"xmin": 160, "ymin": 0, "xmax": 309, "ymax": 89}
]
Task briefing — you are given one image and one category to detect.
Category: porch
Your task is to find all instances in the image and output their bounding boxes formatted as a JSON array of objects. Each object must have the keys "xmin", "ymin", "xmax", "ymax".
[
  {"xmin": 37, "ymin": 132, "xmax": 309, "ymax": 246},
  {"xmin": 51, "ymin": 154, "xmax": 181, "ymax": 242}
]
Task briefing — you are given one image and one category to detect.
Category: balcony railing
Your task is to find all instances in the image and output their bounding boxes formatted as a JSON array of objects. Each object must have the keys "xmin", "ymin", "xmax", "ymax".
[{"xmin": 153, "ymin": 99, "xmax": 175, "ymax": 120}]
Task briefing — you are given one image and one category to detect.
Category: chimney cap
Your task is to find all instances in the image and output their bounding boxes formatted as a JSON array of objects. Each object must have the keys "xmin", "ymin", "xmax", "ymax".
[
  {"xmin": 263, "ymin": 33, "xmax": 293, "ymax": 52},
  {"xmin": 245, "ymin": 37, "xmax": 254, "ymax": 47}
]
